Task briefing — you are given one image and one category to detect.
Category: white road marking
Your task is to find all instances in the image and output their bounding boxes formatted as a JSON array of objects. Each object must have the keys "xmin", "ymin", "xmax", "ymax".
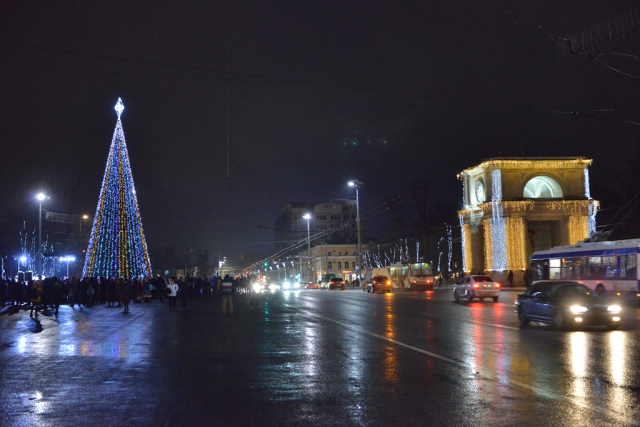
[{"xmin": 285, "ymin": 304, "xmax": 639, "ymax": 426}]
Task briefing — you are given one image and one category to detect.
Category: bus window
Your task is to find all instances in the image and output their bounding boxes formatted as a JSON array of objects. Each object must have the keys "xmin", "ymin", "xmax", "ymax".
[
  {"xmin": 549, "ymin": 258, "xmax": 561, "ymax": 280},
  {"xmin": 532, "ymin": 261, "xmax": 546, "ymax": 280},
  {"xmin": 626, "ymin": 255, "xmax": 637, "ymax": 279}
]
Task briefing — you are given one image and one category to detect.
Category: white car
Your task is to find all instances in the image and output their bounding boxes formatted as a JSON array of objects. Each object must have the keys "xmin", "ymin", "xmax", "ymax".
[{"xmin": 454, "ymin": 275, "xmax": 501, "ymax": 302}]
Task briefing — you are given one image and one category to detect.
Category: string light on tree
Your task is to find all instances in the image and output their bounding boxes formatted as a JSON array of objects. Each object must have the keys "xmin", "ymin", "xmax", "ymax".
[{"xmin": 83, "ymin": 98, "xmax": 152, "ymax": 278}]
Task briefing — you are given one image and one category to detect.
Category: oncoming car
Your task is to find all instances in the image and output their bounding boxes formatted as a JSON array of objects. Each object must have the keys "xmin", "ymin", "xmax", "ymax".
[
  {"xmin": 454, "ymin": 275, "xmax": 500, "ymax": 302},
  {"xmin": 368, "ymin": 275, "xmax": 392, "ymax": 293},
  {"xmin": 328, "ymin": 277, "xmax": 345, "ymax": 291},
  {"xmin": 514, "ymin": 281, "xmax": 623, "ymax": 329}
]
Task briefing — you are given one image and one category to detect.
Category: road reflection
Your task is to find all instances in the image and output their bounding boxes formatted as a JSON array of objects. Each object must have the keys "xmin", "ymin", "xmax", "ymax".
[{"xmin": 607, "ymin": 331, "xmax": 628, "ymax": 416}]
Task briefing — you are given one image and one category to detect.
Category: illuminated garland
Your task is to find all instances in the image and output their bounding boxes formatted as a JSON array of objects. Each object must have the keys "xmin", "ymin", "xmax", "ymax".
[
  {"xmin": 460, "ymin": 214, "xmax": 472, "ymax": 273},
  {"xmin": 457, "ymin": 158, "xmax": 592, "ymax": 178},
  {"xmin": 505, "ymin": 217, "xmax": 526, "ymax": 270},
  {"xmin": 489, "ymin": 202, "xmax": 507, "ymax": 271},
  {"xmin": 588, "ymin": 201, "xmax": 597, "ymax": 237},
  {"xmin": 83, "ymin": 98, "xmax": 152, "ymax": 278},
  {"xmin": 482, "ymin": 219, "xmax": 492, "ymax": 272},
  {"xmin": 568, "ymin": 216, "xmax": 589, "ymax": 245},
  {"xmin": 458, "ymin": 200, "xmax": 599, "ymax": 219},
  {"xmin": 583, "ymin": 168, "xmax": 592, "ymax": 200},
  {"xmin": 491, "ymin": 169, "xmax": 502, "ymax": 202}
]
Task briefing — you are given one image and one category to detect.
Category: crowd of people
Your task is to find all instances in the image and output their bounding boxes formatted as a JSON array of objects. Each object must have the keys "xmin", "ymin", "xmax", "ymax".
[{"xmin": 0, "ymin": 274, "xmax": 247, "ymax": 316}]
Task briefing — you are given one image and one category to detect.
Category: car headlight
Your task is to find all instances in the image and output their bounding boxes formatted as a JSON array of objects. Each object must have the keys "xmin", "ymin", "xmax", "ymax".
[
  {"xmin": 607, "ymin": 305, "xmax": 622, "ymax": 313},
  {"xmin": 252, "ymin": 283, "xmax": 261, "ymax": 292},
  {"xmin": 293, "ymin": 282, "xmax": 300, "ymax": 289},
  {"xmin": 570, "ymin": 305, "xmax": 588, "ymax": 314},
  {"xmin": 269, "ymin": 284, "xmax": 278, "ymax": 290},
  {"xmin": 283, "ymin": 282, "xmax": 291, "ymax": 289}
]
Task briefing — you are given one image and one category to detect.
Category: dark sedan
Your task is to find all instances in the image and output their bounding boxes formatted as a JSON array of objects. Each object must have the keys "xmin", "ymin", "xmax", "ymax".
[{"xmin": 514, "ymin": 281, "xmax": 623, "ymax": 329}]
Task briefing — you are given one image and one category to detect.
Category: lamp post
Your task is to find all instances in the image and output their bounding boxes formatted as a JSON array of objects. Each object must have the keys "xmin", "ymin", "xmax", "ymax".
[
  {"xmin": 36, "ymin": 193, "xmax": 49, "ymax": 279},
  {"xmin": 303, "ymin": 213, "xmax": 312, "ymax": 282},
  {"xmin": 348, "ymin": 180, "xmax": 364, "ymax": 281}
]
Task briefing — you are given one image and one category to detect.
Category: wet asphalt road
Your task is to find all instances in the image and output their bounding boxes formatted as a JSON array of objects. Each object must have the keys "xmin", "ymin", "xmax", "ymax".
[{"xmin": 1, "ymin": 288, "xmax": 639, "ymax": 427}]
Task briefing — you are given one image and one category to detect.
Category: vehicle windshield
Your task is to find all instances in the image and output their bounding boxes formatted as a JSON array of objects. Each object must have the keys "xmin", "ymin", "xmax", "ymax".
[
  {"xmin": 472, "ymin": 276, "xmax": 494, "ymax": 282},
  {"xmin": 373, "ymin": 276, "xmax": 390, "ymax": 281},
  {"xmin": 552, "ymin": 283, "xmax": 594, "ymax": 299}
]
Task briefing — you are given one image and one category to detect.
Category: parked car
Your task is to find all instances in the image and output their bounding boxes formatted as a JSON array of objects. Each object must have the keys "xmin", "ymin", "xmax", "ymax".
[
  {"xmin": 453, "ymin": 275, "xmax": 500, "ymax": 302},
  {"xmin": 328, "ymin": 277, "xmax": 345, "ymax": 291},
  {"xmin": 305, "ymin": 282, "xmax": 318, "ymax": 290},
  {"xmin": 368, "ymin": 275, "xmax": 392, "ymax": 293},
  {"xmin": 514, "ymin": 281, "xmax": 623, "ymax": 329}
]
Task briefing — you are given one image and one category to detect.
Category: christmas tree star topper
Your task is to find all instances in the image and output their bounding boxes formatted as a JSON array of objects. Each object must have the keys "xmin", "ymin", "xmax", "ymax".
[{"xmin": 114, "ymin": 97, "xmax": 124, "ymax": 118}]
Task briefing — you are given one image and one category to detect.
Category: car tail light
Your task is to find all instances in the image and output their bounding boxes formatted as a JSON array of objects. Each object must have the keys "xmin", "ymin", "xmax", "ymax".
[
  {"xmin": 473, "ymin": 283, "xmax": 479, "ymax": 289},
  {"xmin": 387, "ymin": 280, "xmax": 391, "ymax": 285},
  {"xmin": 427, "ymin": 280, "xmax": 432, "ymax": 283},
  {"xmin": 495, "ymin": 283, "xmax": 500, "ymax": 288},
  {"xmin": 373, "ymin": 281, "xmax": 377, "ymax": 285},
  {"xmin": 411, "ymin": 280, "xmax": 417, "ymax": 284},
  {"xmin": 341, "ymin": 281, "xmax": 345, "ymax": 284}
]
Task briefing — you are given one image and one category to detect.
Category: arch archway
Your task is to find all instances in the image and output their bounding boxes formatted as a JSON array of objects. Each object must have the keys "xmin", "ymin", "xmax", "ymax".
[{"xmin": 523, "ymin": 176, "xmax": 563, "ymax": 198}]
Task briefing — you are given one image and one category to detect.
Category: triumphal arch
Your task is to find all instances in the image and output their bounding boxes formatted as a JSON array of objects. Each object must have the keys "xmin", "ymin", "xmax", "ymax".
[{"xmin": 457, "ymin": 157, "xmax": 599, "ymax": 285}]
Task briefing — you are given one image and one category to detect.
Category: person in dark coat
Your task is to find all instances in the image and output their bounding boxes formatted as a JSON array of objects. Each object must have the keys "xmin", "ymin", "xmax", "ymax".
[
  {"xmin": 179, "ymin": 277, "xmax": 189, "ymax": 310},
  {"xmin": 508, "ymin": 270, "xmax": 514, "ymax": 288},
  {"xmin": 120, "ymin": 279, "xmax": 132, "ymax": 313},
  {"xmin": 51, "ymin": 279, "xmax": 63, "ymax": 314}
]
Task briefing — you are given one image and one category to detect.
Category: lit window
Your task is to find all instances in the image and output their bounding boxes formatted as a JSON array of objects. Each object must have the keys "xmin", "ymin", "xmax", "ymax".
[{"xmin": 523, "ymin": 176, "xmax": 563, "ymax": 198}]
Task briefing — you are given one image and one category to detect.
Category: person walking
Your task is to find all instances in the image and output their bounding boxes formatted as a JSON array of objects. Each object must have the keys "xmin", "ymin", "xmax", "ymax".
[
  {"xmin": 179, "ymin": 277, "xmax": 189, "ymax": 310},
  {"xmin": 29, "ymin": 280, "xmax": 43, "ymax": 318},
  {"xmin": 51, "ymin": 279, "xmax": 63, "ymax": 314},
  {"xmin": 508, "ymin": 270, "xmax": 514, "ymax": 288},
  {"xmin": 166, "ymin": 278, "xmax": 179, "ymax": 311},
  {"xmin": 120, "ymin": 279, "xmax": 131, "ymax": 313},
  {"xmin": 220, "ymin": 274, "xmax": 234, "ymax": 315}
]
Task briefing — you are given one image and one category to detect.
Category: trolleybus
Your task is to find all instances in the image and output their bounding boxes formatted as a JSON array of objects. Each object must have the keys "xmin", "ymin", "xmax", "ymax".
[
  {"xmin": 531, "ymin": 239, "xmax": 639, "ymax": 301},
  {"xmin": 388, "ymin": 262, "xmax": 435, "ymax": 291}
]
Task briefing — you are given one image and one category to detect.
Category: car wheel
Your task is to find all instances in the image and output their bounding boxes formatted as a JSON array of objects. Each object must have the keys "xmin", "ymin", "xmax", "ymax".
[
  {"xmin": 454, "ymin": 290, "xmax": 459, "ymax": 302},
  {"xmin": 518, "ymin": 307, "xmax": 530, "ymax": 326},
  {"xmin": 492, "ymin": 296, "xmax": 499, "ymax": 302},
  {"xmin": 467, "ymin": 290, "xmax": 474, "ymax": 302},
  {"xmin": 553, "ymin": 309, "xmax": 567, "ymax": 330}
]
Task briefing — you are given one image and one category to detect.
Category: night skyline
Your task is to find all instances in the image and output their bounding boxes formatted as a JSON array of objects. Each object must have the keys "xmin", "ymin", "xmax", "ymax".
[{"xmin": 1, "ymin": 1, "xmax": 639, "ymax": 269}]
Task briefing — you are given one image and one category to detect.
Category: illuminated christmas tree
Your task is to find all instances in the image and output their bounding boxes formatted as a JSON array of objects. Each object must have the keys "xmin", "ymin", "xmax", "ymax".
[{"xmin": 83, "ymin": 98, "xmax": 152, "ymax": 278}]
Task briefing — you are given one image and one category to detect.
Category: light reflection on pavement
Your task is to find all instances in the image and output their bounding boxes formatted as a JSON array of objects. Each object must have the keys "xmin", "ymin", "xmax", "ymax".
[{"xmin": 1, "ymin": 289, "xmax": 639, "ymax": 426}]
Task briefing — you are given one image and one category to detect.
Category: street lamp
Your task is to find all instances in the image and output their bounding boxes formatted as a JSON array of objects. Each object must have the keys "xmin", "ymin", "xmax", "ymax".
[
  {"xmin": 303, "ymin": 213, "xmax": 312, "ymax": 282},
  {"xmin": 36, "ymin": 192, "xmax": 49, "ymax": 279},
  {"xmin": 19, "ymin": 255, "xmax": 27, "ymax": 278},
  {"xmin": 60, "ymin": 255, "xmax": 76, "ymax": 278},
  {"xmin": 80, "ymin": 214, "xmax": 89, "ymax": 233},
  {"xmin": 348, "ymin": 180, "xmax": 364, "ymax": 281}
]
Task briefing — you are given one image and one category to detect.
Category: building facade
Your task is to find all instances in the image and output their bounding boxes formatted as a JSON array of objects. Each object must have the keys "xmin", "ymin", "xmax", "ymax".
[
  {"xmin": 457, "ymin": 157, "xmax": 599, "ymax": 285},
  {"xmin": 307, "ymin": 243, "xmax": 369, "ymax": 283},
  {"xmin": 275, "ymin": 200, "xmax": 364, "ymax": 252}
]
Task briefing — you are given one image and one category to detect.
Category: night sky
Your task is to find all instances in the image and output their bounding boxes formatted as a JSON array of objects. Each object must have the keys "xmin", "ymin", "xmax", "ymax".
[{"xmin": 2, "ymin": 1, "xmax": 639, "ymax": 267}]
